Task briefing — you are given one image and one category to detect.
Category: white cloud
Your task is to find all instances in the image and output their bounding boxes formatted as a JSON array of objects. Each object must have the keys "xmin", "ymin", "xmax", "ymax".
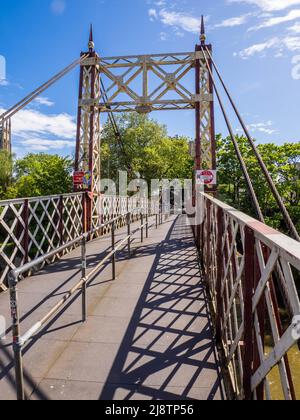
[
  {"xmin": 0, "ymin": 107, "xmax": 76, "ymax": 152},
  {"xmin": 148, "ymin": 9, "xmax": 158, "ymax": 21},
  {"xmin": 158, "ymin": 9, "xmax": 202, "ymax": 33},
  {"xmin": 289, "ymin": 21, "xmax": 300, "ymax": 32},
  {"xmin": 237, "ymin": 36, "xmax": 300, "ymax": 58},
  {"xmin": 9, "ymin": 109, "xmax": 76, "ymax": 140},
  {"xmin": 22, "ymin": 138, "xmax": 74, "ymax": 152},
  {"xmin": 33, "ymin": 97, "xmax": 55, "ymax": 107},
  {"xmin": 51, "ymin": 0, "xmax": 66, "ymax": 15},
  {"xmin": 215, "ymin": 14, "xmax": 250, "ymax": 28},
  {"xmin": 228, "ymin": 0, "xmax": 300, "ymax": 12},
  {"xmin": 237, "ymin": 120, "xmax": 276, "ymax": 135},
  {"xmin": 160, "ymin": 32, "xmax": 168, "ymax": 41},
  {"xmin": 251, "ymin": 9, "xmax": 300, "ymax": 30}
]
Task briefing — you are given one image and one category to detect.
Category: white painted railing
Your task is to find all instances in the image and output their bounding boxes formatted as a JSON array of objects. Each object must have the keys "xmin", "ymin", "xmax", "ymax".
[{"xmin": 0, "ymin": 193, "xmax": 154, "ymax": 291}]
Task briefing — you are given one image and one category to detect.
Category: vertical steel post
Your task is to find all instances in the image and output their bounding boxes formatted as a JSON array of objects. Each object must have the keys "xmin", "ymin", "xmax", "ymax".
[
  {"xmin": 59, "ymin": 195, "xmax": 64, "ymax": 246},
  {"xmin": 81, "ymin": 235, "xmax": 87, "ymax": 322},
  {"xmin": 112, "ymin": 220, "xmax": 116, "ymax": 280},
  {"xmin": 127, "ymin": 212, "xmax": 131, "ymax": 257},
  {"xmin": 8, "ymin": 273, "xmax": 25, "ymax": 401},
  {"xmin": 22, "ymin": 199, "xmax": 29, "ymax": 265},
  {"xmin": 141, "ymin": 213, "xmax": 144, "ymax": 243},
  {"xmin": 243, "ymin": 226, "xmax": 255, "ymax": 400},
  {"xmin": 146, "ymin": 213, "xmax": 149, "ymax": 239}
]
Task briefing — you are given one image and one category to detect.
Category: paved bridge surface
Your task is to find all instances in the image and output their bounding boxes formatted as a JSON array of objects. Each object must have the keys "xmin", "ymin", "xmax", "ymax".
[{"xmin": 0, "ymin": 215, "xmax": 224, "ymax": 401}]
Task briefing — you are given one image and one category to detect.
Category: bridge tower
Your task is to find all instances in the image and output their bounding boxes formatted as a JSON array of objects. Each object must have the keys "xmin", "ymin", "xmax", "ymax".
[
  {"xmin": 195, "ymin": 16, "xmax": 217, "ymax": 193},
  {"xmin": 0, "ymin": 119, "xmax": 11, "ymax": 153},
  {"xmin": 74, "ymin": 25, "xmax": 101, "ymax": 230}
]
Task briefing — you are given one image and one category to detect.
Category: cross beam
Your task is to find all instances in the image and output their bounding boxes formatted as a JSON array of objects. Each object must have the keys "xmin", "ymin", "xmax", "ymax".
[{"xmin": 80, "ymin": 51, "xmax": 213, "ymax": 113}]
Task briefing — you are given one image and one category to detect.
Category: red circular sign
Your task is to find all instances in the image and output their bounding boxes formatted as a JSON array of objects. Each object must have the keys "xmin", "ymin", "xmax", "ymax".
[{"xmin": 201, "ymin": 170, "xmax": 214, "ymax": 185}]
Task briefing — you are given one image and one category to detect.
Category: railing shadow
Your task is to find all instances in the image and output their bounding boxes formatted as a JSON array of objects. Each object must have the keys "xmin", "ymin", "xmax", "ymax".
[{"xmin": 99, "ymin": 215, "xmax": 224, "ymax": 401}]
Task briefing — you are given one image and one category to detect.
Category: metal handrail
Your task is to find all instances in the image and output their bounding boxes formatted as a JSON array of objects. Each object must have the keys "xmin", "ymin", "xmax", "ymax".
[
  {"xmin": 8, "ymin": 206, "xmax": 164, "ymax": 400},
  {"xmin": 0, "ymin": 192, "xmax": 84, "ymax": 207}
]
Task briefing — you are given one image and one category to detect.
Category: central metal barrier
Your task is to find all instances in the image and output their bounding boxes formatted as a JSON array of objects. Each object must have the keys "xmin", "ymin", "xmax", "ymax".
[{"xmin": 8, "ymin": 207, "xmax": 164, "ymax": 400}]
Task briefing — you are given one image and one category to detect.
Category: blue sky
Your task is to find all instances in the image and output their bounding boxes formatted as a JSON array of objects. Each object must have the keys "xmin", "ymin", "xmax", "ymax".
[{"xmin": 0, "ymin": 0, "xmax": 300, "ymax": 158}]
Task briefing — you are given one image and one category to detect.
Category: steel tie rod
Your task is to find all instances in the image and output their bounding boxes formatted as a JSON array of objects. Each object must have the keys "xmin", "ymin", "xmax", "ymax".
[
  {"xmin": 0, "ymin": 54, "xmax": 89, "ymax": 124},
  {"xmin": 204, "ymin": 46, "xmax": 300, "ymax": 242},
  {"xmin": 200, "ymin": 47, "xmax": 264, "ymax": 222}
]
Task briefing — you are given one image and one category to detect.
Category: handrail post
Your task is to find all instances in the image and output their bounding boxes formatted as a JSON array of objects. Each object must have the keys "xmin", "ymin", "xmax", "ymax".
[
  {"xmin": 81, "ymin": 235, "xmax": 87, "ymax": 322},
  {"xmin": 141, "ymin": 213, "xmax": 144, "ymax": 243},
  {"xmin": 146, "ymin": 212, "xmax": 149, "ymax": 239},
  {"xmin": 160, "ymin": 205, "xmax": 162, "ymax": 225},
  {"xmin": 8, "ymin": 273, "xmax": 25, "ymax": 401},
  {"xmin": 243, "ymin": 226, "xmax": 255, "ymax": 400},
  {"xmin": 156, "ymin": 213, "xmax": 158, "ymax": 229},
  {"xmin": 127, "ymin": 212, "xmax": 131, "ymax": 257},
  {"xmin": 112, "ymin": 220, "xmax": 116, "ymax": 280},
  {"xmin": 22, "ymin": 199, "xmax": 29, "ymax": 264},
  {"xmin": 59, "ymin": 195, "xmax": 64, "ymax": 246}
]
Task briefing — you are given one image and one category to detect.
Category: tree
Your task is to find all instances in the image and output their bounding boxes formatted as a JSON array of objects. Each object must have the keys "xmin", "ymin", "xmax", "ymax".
[
  {"xmin": 5, "ymin": 153, "xmax": 73, "ymax": 198},
  {"xmin": 0, "ymin": 150, "xmax": 13, "ymax": 198},
  {"xmin": 101, "ymin": 113, "xmax": 194, "ymax": 186},
  {"xmin": 217, "ymin": 135, "xmax": 300, "ymax": 233}
]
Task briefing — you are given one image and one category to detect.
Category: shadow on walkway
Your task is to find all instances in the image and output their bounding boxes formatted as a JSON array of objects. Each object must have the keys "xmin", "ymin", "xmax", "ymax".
[{"xmin": 99, "ymin": 215, "xmax": 224, "ymax": 401}]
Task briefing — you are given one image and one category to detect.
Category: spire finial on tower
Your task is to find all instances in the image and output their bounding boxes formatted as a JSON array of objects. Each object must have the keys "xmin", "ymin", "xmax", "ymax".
[
  {"xmin": 88, "ymin": 24, "xmax": 95, "ymax": 52},
  {"xmin": 200, "ymin": 15, "xmax": 206, "ymax": 45}
]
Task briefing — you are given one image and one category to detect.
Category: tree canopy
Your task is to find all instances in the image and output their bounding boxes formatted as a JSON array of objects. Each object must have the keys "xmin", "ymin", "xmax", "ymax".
[
  {"xmin": 217, "ymin": 135, "xmax": 300, "ymax": 233},
  {"xmin": 2, "ymin": 153, "xmax": 73, "ymax": 199},
  {"xmin": 101, "ymin": 113, "xmax": 194, "ymax": 184}
]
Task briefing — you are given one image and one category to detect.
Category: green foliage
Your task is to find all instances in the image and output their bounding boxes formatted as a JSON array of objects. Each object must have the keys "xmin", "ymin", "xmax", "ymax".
[
  {"xmin": 101, "ymin": 113, "xmax": 194, "ymax": 185},
  {"xmin": 217, "ymin": 135, "xmax": 300, "ymax": 233},
  {"xmin": 0, "ymin": 150, "xmax": 13, "ymax": 198},
  {"xmin": 5, "ymin": 153, "xmax": 73, "ymax": 199}
]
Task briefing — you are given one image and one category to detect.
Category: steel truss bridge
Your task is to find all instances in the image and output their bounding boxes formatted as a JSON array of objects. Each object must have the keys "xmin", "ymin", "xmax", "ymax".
[{"xmin": 0, "ymin": 19, "xmax": 299, "ymax": 401}]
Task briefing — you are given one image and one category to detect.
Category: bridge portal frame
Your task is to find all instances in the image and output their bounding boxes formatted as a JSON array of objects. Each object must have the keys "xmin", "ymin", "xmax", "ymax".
[{"xmin": 74, "ymin": 19, "xmax": 217, "ymax": 226}]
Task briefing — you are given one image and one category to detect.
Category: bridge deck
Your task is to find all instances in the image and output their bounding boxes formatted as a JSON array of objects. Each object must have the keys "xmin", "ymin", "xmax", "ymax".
[{"xmin": 0, "ymin": 215, "xmax": 224, "ymax": 400}]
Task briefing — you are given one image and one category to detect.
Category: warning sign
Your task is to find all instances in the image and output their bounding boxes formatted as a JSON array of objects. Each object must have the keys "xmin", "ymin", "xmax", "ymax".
[
  {"xmin": 73, "ymin": 171, "xmax": 92, "ymax": 189},
  {"xmin": 196, "ymin": 170, "xmax": 217, "ymax": 186},
  {"xmin": 73, "ymin": 171, "xmax": 85, "ymax": 186}
]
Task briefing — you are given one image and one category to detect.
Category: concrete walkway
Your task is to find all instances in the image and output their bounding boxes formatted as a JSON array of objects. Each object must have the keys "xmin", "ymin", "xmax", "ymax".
[{"xmin": 0, "ymin": 215, "xmax": 224, "ymax": 400}]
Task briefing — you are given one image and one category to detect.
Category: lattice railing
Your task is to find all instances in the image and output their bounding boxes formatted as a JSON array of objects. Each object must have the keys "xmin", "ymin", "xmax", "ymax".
[
  {"xmin": 0, "ymin": 193, "xmax": 84, "ymax": 291},
  {"xmin": 199, "ymin": 193, "xmax": 300, "ymax": 400},
  {"xmin": 0, "ymin": 193, "xmax": 156, "ymax": 291}
]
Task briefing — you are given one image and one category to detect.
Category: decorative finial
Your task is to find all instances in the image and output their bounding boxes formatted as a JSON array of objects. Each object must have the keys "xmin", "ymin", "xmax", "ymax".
[
  {"xmin": 88, "ymin": 24, "xmax": 95, "ymax": 52},
  {"xmin": 200, "ymin": 15, "xmax": 206, "ymax": 45}
]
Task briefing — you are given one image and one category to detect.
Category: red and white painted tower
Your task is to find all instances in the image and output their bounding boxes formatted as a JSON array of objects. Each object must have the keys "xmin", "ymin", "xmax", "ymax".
[
  {"xmin": 195, "ymin": 16, "xmax": 217, "ymax": 193},
  {"xmin": 74, "ymin": 25, "xmax": 101, "ymax": 230}
]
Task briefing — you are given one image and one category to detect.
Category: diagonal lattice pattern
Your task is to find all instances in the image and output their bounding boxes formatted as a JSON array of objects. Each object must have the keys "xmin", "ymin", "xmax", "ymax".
[
  {"xmin": 201, "ymin": 192, "xmax": 300, "ymax": 400},
  {"xmin": 0, "ymin": 194, "xmax": 155, "ymax": 291}
]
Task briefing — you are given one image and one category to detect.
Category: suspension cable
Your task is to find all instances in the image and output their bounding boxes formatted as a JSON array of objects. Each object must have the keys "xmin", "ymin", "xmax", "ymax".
[
  {"xmin": 0, "ymin": 55, "xmax": 89, "ymax": 125},
  {"xmin": 200, "ymin": 46, "xmax": 264, "ymax": 222},
  {"xmin": 204, "ymin": 46, "xmax": 300, "ymax": 242}
]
